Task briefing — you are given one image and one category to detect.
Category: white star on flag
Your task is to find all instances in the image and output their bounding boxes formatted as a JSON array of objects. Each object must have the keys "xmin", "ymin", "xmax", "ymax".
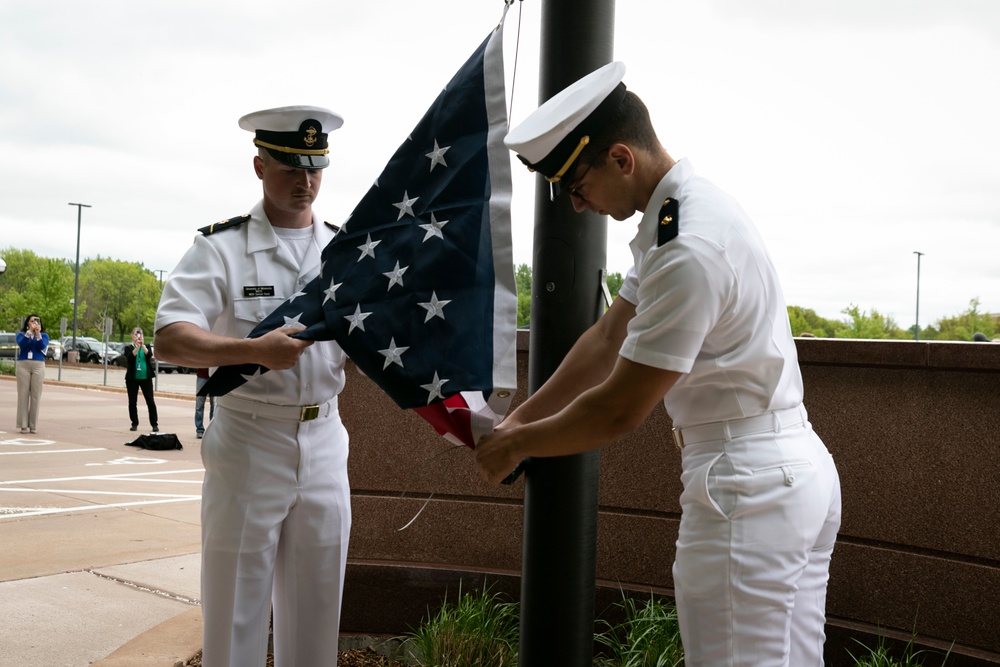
[
  {"xmin": 419, "ymin": 213, "xmax": 449, "ymax": 242},
  {"xmin": 382, "ymin": 261, "xmax": 408, "ymax": 291},
  {"xmin": 323, "ymin": 277, "xmax": 343, "ymax": 305},
  {"xmin": 287, "ymin": 290, "xmax": 307, "ymax": 303},
  {"xmin": 241, "ymin": 367, "xmax": 264, "ymax": 384},
  {"xmin": 379, "ymin": 337, "xmax": 409, "ymax": 369},
  {"xmin": 425, "ymin": 140, "xmax": 450, "ymax": 171},
  {"xmin": 357, "ymin": 234, "xmax": 381, "ymax": 261},
  {"xmin": 418, "ymin": 291, "xmax": 451, "ymax": 322},
  {"xmin": 392, "ymin": 191, "xmax": 419, "ymax": 220},
  {"xmin": 344, "ymin": 304, "xmax": 372, "ymax": 334},
  {"xmin": 420, "ymin": 371, "xmax": 448, "ymax": 404},
  {"xmin": 283, "ymin": 313, "xmax": 304, "ymax": 327},
  {"xmin": 197, "ymin": 23, "xmax": 518, "ymax": 452}
]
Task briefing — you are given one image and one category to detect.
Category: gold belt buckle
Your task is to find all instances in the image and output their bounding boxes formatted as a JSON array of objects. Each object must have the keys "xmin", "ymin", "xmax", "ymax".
[
  {"xmin": 299, "ymin": 405, "xmax": 320, "ymax": 421},
  {"xmin": 672, "ymin": 427, "xmax": 684, "ymax": 450}
]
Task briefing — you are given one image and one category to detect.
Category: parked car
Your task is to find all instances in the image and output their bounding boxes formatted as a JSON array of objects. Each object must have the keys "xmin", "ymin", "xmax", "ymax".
[
  {"xmin": 106, "ymin": 342, "xmax": 191, "ymax": 373},
  {"xmin": 60, "ymin": 336, "xmax": 121, "ymax": 365},
  {"xmin": 0, "ymin": 332, "xmax": 17, "ymax": 359},
  {"xmin": 107, "ymin": 341, "xmax": 128, "ymax": 366},
  {"xmin": 46, "ymin": 339, "xmax": 63, "ymax": 361},
  {"xmin": 154, "ymin": 346, "xmax": 193, "ymax": 374}
]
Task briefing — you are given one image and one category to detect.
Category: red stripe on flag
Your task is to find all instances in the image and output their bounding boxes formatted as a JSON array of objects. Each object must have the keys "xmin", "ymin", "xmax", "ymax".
[{"xmin": 413, "ymin": 394, "xmax": 475, "ymax": 449}]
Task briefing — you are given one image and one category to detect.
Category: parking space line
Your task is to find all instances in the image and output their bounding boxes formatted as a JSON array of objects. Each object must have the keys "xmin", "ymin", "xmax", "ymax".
[
  {"xmin": 0, "ymin": 469, "xmax": 205, "ymax": 485},
  {"xmin": 0, "ymin": 496, "xmax": 201, "ymax": 520},
  {"xmin": 0, "ymin": 467, "xmax": 205, "ymax": 520},
  {"xmin": 0, "ymin": 448, "xmax": 107, "ymax": 456}
]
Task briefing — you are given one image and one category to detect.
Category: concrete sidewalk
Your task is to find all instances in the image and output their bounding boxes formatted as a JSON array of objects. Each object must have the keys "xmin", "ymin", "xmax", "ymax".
[{"xmin": 0, "ymin": 368, "xmax": 204, "ymax": 667}]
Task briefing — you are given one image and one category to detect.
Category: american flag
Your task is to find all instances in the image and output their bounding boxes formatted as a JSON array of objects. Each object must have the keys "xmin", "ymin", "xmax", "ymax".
[{"xmin": 200, "ymin": 21, "xmax": 517, "ymax": 449}]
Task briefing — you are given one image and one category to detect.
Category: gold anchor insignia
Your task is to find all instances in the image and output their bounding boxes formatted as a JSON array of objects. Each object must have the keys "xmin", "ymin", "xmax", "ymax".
[{"xmin": 303, "ymin": 125, "xmax": 318, "ymax": 147}]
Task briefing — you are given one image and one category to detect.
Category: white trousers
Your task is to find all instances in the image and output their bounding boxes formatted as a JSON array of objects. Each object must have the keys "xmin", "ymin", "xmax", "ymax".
[
  {"xmin": 200, "ymin": 402, "xmax": 351, "ymax": 667},
  {"xmin": 673, "ymin": 408, "xmax": 841, "ymax": 666}
]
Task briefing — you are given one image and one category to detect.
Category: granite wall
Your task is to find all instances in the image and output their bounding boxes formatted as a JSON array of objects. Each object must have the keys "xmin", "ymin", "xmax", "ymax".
[{"xmin": 339, "ymin": 332, "xmax": 1000, "ymax": 665}]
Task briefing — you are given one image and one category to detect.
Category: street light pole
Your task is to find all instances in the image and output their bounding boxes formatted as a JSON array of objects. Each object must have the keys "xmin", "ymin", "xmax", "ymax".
[
  {"xmin": 68, "ymin": 203, "xmax": 91, "ymax": 352},
  {"xmin": 913, "ymin": 251, "xmax": 924, "ymax": 341}
]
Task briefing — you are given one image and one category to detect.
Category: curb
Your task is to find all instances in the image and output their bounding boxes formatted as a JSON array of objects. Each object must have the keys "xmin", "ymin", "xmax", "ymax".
[{"xmin": 90, "ymin": 607, "xmax": 202, "ymax": 667}]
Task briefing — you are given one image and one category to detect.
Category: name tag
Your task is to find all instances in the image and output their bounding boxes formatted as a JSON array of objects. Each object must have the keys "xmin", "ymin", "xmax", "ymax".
[
  {"xmin": 243, "ymin": 285, "xmax": 275, "ymax": 298},
  {"xmin": 27, "ymin": 352, "xmax": 32, "ymax": 360}
]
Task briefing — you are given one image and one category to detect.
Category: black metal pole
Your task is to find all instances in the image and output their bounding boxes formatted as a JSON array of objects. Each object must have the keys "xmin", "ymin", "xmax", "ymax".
[
  {"xmin": 68, "ymin": 203, "xmax": 90, "ymax": 350},
  {"xmin": 913, "ymin": 251, "xmax": 923, "ymax": 341},
  {"xmin": 520, "ymin": 1, "xmax": 615, "ymax": 665}
]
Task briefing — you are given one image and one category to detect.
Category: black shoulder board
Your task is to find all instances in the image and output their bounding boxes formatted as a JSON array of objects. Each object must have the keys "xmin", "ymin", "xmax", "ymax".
[
  {"xmin": 199, "ymin": 214, "xmax": 250, "ymax": 236},
  {"xmin": 324, "ymin": 220, "xmax": 341, "ymax": 234},
  {"xmin": 656, "ymin": 197, "xmax": 679, "ymax": 247}
]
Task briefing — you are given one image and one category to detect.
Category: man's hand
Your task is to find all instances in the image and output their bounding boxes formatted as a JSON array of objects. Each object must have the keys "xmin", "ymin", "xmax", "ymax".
[
  {"xmin": 476, "ymin": 428, "xmax": 524, "ymax": 485},
  {"xmin": 253, "ymin": 326, "xmax": 313, "ymax": 370}
]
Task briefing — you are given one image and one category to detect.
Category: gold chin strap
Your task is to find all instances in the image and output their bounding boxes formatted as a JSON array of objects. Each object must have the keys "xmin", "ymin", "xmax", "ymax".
[
  {"xmin": 253, "ymin": 138, "xmax": 329, "ymax": 156},
  {"xmin": 546, "ymin": 135, "xmax": 590, "ymax": 183}
]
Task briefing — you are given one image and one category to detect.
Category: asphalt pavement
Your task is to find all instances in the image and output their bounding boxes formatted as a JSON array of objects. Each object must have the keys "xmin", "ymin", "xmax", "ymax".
[{"xmin": 0, "ymin": 363, "xmax": 204, "ymax": 667}]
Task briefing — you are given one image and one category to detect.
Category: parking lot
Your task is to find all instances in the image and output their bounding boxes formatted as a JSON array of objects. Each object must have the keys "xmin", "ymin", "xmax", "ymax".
[{"xmin": 0, "ymin": 370, "xmax": 204, "ymax": 665}]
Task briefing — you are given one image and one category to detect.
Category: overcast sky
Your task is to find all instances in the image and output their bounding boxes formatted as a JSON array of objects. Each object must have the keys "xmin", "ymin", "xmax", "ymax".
[{"xmin": 2, "ymin": 0, "xmax": 998, "ymax": 329}]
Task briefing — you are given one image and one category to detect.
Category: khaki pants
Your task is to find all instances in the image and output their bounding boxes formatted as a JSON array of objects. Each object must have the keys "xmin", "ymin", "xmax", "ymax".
[{"xmin": 15, "ymin": 359, "xmax": 45, "ymax": 431}]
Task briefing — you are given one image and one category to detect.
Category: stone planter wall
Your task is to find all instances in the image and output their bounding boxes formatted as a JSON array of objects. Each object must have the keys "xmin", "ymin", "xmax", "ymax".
[{"xmin": 339, "ymin": 332, "xmax": 1000, "ymax": 665}]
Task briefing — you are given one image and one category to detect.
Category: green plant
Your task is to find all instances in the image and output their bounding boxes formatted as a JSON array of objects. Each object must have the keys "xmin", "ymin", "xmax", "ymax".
[
  {"xmin": 847, "ymin": 633, "xmax": 952, "ymax": 667},
  {"xmin": 595, "ymin": 593, "xmax": 684, "ymax": 667},
  {"xmin": 405, "ymin": 582, "xmax": 519, "ymax": 667},
  {"xmin": 0, "ymin": 360, "xmax": 14, "ymax": 376}
]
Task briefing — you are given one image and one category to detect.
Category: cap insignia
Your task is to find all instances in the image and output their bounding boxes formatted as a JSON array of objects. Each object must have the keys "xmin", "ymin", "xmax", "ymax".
[{"xmin": 303, "ymin": 125, "xmax": 318, "ymax": 147}]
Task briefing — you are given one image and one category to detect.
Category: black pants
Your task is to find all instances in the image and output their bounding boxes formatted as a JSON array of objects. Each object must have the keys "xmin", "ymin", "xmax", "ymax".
[{"xmin": 126, "ymin": 377, "xmax": 159, "ymax": 430}]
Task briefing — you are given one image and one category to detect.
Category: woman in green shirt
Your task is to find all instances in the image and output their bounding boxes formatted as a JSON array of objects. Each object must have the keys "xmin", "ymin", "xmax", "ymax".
[{"xmin": 124, "ymin": 327, "xmax": 159, "ymax": 432}]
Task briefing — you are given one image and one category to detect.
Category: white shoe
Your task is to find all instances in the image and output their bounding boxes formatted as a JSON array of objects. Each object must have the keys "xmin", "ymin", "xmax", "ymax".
[{"xmin": 20, "ymin": 428, "xmax": 29, "ymax": 434}]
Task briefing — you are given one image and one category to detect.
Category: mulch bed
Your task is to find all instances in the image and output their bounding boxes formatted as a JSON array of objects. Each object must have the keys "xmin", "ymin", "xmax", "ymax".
[{"xmin": 185, "ymin": 647, "xmax": 409, "ymax": 666}]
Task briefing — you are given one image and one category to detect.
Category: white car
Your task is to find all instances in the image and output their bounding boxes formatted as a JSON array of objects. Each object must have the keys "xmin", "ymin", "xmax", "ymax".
[{"xmin": 46, "ymin": 339, "xmax": 63, "ymax": 361}]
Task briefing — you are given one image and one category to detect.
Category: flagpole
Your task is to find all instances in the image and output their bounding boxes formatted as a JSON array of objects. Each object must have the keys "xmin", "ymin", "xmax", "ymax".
[{"xmin": 520, "ymin": 1, "xmax": 615, "ymax": 664}]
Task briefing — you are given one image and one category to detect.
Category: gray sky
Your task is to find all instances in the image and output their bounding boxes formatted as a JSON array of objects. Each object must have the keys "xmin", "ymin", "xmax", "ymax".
[{"xmin": 2, "ymin": 0, "xmax": 998, "ymax": 329}]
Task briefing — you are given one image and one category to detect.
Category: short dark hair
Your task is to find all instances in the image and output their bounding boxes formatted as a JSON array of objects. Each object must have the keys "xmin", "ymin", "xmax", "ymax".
[{"xmin": 576, "ymin": 91, "xmax": 660, "ymax": 167}]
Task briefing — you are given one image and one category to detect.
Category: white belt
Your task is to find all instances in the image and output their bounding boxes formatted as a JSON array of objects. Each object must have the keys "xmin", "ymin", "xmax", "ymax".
[
  {"xmin": 218, "ymin": 395, "xmax": 338, "ymax": 423},
  {"xmin": 671, "ymin": 405, "xmax": 806, "ymax": 449}
]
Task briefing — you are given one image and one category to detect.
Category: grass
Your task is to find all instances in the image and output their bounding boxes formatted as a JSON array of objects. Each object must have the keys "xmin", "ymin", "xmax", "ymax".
[
  {"xmin": 404, "ymin": 586, "xmax": 955, "ymax": 667},
  {"xmin": 848, "ymin": 632, "xmax": 953, "ymax": 667},
  {"xmin": 0, "ymin": 360, "xmax": 14, "ymax": 376},
  {"xmin": 594, "ymin": 593, "xmax": 684, "ymax": 667},
  {"xmin": 404, "ymin": 582, "xmax": 519, "ymax": 667}
]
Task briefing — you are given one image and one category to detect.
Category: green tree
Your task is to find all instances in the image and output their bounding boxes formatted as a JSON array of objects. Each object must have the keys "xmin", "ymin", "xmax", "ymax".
[
  {"xmin": 836, "ymin": 304, "xmax": 905, "ymax": 339},
  {"xmin": 0, "ymin": 247, "xmax": 75, "ymax": 332},
  {"xmin": 26, "ymin": 258, "xmax": 75, "ymax": 334},
  {"xmin": 930, "ymin": 298, "xmax": 996, "ymax": 341},
  {"xmin": 78, "ymin": 257, "xmax": 162, "ymax": 340},
  {"xmin": 606, "ymin": 271, "xmax": 623, "ymax": 301},
  {"xmin": 515, "ymin": 263, "xmax": 531, "ymax": 328},
  {"xmin": 786, "ymin": 305, "xmax": 845, "ymax": 338}
]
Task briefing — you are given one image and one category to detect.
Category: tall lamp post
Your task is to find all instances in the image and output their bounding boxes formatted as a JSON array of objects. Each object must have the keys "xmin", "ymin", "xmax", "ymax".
[
  {"xmin": 913, "ymin": 251, "xmax": 924, "ymax": 341},
  {"xmin": 68, "ymin": 203, "xmax": 91, "ymax": 352}
]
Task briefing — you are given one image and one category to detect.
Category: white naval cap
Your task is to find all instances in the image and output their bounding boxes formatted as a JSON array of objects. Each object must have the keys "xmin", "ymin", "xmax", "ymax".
[
  {"xmin": 504, "ymin": 62, "xmax": 627, "ymax": 183},
  {"xmin": 239, "ymin": 105, "xmax": 344, "ymax": 169}
]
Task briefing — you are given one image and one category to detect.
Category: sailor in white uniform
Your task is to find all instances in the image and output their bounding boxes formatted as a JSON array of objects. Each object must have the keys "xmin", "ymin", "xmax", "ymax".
[
  {"xmin": 476, "ymin": 64, "xmax": 842, "ymax": 666},
  {"xmin": 155, "ymin": 105, "xmax": 351, "ymax": 667}
]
